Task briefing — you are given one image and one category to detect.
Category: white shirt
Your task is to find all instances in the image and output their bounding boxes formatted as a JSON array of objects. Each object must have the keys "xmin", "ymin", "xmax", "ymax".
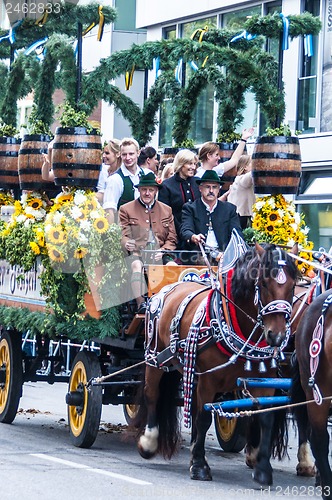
[
  {"xmin": 201, "ymin": 198, "xmax": 219, "ymax": 249},
  {"xmin": 97, "ymin": 164, "xmax": 109, "ymax": 193},
  {"xmin": 195, "ymin": 164, "xmax": 225, "ymax": 178},
  {"xmin": 103, "ymin": 164, "xmax": 150, "ymax": 211}
]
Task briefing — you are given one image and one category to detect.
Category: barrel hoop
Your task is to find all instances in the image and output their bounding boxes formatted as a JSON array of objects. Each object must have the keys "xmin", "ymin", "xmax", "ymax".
[
  {"xmin": 22, "ymin": 134, "xmax": 50, "ymax": 141},
  {"xmin": 0, "ymin": 138, "xmax": 21, "ymax": 145},
  {"xmin": 254, "ymin": 186, "xmax": 299, "ymax": 194},
  {"xmin": 53, "ymin": 142, "xmax": 102, "ymax": 150},
  {"xmin": 0, "ymin": 169, "xmax": 18, "ymax": 176},
  {"xmin": 54, "ymin": 178, "xmax": 97, "ymax": 187},
  {"xmin": 20, "ymin": 182, "xmax": 44, "ymax": 189},
  {"xmin": 252, "ymin": 171, "xmax": 301, "ymax": 178},
  {"xmin": 252, "ymin": 152, "xmax": 301, "ymax": 160},
  {"xmin": 19, "ymin": 148, "xmax": 48, "ymax": 155},
  {"xmin": 55, "ymin": 127, "xmax": 100, "ymax": 135},
  {"xmin": 0, "ymin": 151, "xmax": 19, "ymax": 157},
  {"xmin": 255, "ymin": 136, "xmax": 300, "ymax": 145},
  {"xmin": 18, "ymin": 167, "xmax": 43, "ymax": 175},
  {"xmin": 52, "ymin": 162, "xmax": 101, "ymax": 171}
]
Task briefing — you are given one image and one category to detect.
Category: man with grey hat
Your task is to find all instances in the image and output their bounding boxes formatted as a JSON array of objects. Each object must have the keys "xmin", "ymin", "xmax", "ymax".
[
  {"xmin": 119, "ymin": 172, "xmax": 177, "ymax": 313},
  {"xmin": 180, "ymin": 170, "xmax": 242, "ymax": 260}
]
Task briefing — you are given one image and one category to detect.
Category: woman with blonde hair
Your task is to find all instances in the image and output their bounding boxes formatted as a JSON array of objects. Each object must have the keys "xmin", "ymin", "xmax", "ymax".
[
  {"xmin": 160, "ymin": 162, "xmax": 174, "ymax": 182},
  {"xmin": 158, "ymin": 149, "xmax": 200, "ymax": 241},
  {"xmin": 228, "ymin": 154, "xmax": 255, "ymax": 229},
  {"xmin": 96, "ymin": 139, "xmax": 121, "ymax": 202}
]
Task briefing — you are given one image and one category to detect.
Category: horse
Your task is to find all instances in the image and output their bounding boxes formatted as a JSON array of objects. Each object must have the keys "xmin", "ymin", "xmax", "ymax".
[
  {"xmin": 292, "ymin": 289, "xmax": 332, "ymax": 498},
  {"xmin": 137, "ymin": 243, "xmax": 298, "ymax": 485}
]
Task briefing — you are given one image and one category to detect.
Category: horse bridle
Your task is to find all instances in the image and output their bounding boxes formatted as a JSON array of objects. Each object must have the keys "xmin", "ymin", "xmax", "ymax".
[{"xmin": 254, "ymin": 248, "xmax": 293, "ymax": 328}]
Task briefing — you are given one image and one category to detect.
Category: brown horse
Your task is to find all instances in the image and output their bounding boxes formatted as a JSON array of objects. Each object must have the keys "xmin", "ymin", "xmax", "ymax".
[
  {"xmin": 138, "ymin": 243, "xmax": 298, "ymax": 485},
  {"xmin": 292, "ymin": 289, "xmax": 332, "ymax": 498}
]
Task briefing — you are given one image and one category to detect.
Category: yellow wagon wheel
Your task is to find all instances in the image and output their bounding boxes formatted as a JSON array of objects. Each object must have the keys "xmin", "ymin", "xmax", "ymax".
[
  {"xmin": 0, "ymin": 330, "xmax": 23, "ymax": 424},
  {"xmin": 66, "ymin": 351, "xmax": 102, "ymax": 448},
  {"xmin": 214, "ymin": 392, "xmax": 247, "ymax": 453}
]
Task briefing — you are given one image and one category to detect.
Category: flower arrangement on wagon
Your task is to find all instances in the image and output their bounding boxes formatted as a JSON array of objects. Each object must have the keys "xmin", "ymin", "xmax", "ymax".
[
  {"xmin": 42, "ymin": 189, "xmax": 127, "ymax": 319},
  {"xmin": 0, "ymin": 191, "xmax": 48, "ymax": 270},
  {"xmin": 243, "ymin": 194, "xmax": 314, "ymax": 276}
]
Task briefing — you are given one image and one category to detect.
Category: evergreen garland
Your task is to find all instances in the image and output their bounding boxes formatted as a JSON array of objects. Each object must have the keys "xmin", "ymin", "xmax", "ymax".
[
  {"xmin": 0, "ymin": 305, "xmax": 120, "ymax": 341},
  {"xmin": 244, "ymin": 12, "xmax": 322, "ymax": 39},
  {"xmin": 0, "ymin": 54, "xmax": 25, "ymax": 125},
  {"xmin": 34, "ymin": 34, "xmax": 76, "ymax": 126},
  {"xmin": 0, "ymin": 2, "xmax": 117, "ymax": 56}
]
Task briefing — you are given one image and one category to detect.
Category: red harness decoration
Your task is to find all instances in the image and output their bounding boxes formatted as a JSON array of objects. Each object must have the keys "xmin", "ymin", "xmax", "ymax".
[{"xmin": 215, "ymin": 269, "xmax": 269, "ymax": 357}]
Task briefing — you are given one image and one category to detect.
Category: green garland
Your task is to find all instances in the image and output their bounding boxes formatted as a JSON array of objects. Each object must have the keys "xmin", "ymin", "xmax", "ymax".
[
  {"xmin": 0, "ymin": 2, "xmax": 117, "ymax": 56},
  {"xmin": 0, "ymin": 305, "xmax": 121, "ymax": 340},
  {"xmin": 34, "ymin": 34, "xmax": 76, "ymax": 126},
  {"xmin": 244, "ymin": 12, "xmax": 322, "ymax": 39}
]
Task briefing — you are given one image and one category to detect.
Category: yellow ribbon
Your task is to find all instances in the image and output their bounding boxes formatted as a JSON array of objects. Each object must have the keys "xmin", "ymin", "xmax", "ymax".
[
  {"xmin": 202, "ymin": 55, "xmax": 209, "ymax": 68},
  {"xmin": 97, "ymin": 6, "xmax": 105, "ymax": 41},
  {"xmin": 35, "ymin": 10, "xmax": 48, "ymax": 27},
  {"xmin": 125, "ymin": 64, "xmax": 135, "ymax": 90},
  {"xmin": 190, "ymin": 25, "xmax": 209, "ymax": 43},
  {"xmin": 82, "ymin": 21, "xmax": 96, "ymax": 37}
]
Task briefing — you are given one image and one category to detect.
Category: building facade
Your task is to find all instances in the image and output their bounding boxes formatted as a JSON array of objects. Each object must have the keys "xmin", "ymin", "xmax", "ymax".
[{"xmin": 136, "ymin": 0, "xmax": 332, "ymax": 251}]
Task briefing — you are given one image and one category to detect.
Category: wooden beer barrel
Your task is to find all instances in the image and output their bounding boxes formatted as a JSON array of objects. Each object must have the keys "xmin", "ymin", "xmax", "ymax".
[
  {"xmin": 18, "ymin": 134, "xmax": 50, "ymax": 190},
  {"xmin": 0, "ymin": 137, "xmax": 21, "ymax": 190},
  {"xmin": 217, "ymin": 142, "xmax": 238, "ymax": 191},
  {"xmin": 251, "ymin": 136, "xmax": 302, "ymax": 195},
  {"xmin": 52, "ymin": 127, "xmax": 102, "ymax": 188}
]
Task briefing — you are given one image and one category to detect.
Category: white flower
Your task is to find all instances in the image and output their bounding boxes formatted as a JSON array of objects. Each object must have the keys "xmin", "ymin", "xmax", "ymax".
[
  {"xmin": 80, "ymin": 220, "xmax": 92, "ymax": 231},
  {"xmin": 303, "ymin": 226, "xmax": 310, "ymax": 235},
  {"xmin": 277, "ymin": 209, "xmax": 284, "ymax": 218},
  {"xmin": 53, "ymin": 211, "xmax": 64, "ymax": 225},
  {"xmin": 89, "ymin": 210, "xmax": 100, "ymax": 219},
  {"xmin": 290, "ymin": 223, "xmax": 299, "ymax": 232},
  {"xmin": 20, "ymin": 193, "xmax": 28, "ymax": 205},
  {"xmin": 294, "ymin": 212, "xmax": 301, "ymax": 224},
  {"xmin": 254, "ymin": 201, "xmax": 265, "ymax": 211},
  {"xmin": 267, "ymin": 198, "xmax": 275, "ymax": 209},
  {"xmin": 70, "ymin": 206, "xmax": 83, "ymax": 220},
  {"xmin": 288, "ymin": 238, "xmax": 296, "ymax": 247},
  {"xmin": 78, "ymin": 232, "xmax": 89, "ymax": 244},
  {"xmin": 74, "ymin": 191, "xmax": 86, "ymax": 206},
  {"xmin": 24, "ymin": 218, "xmax": 32, "ymax": 227},
  {"xmin": 16, "ymin": 214, "xmax": 27, "ymax": 223}
]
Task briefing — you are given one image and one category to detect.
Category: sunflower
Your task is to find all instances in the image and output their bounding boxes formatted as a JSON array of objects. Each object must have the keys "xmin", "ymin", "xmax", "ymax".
[
  {"xmin": 28, "ymin": 198, "xmax": 43, "ymax": 210},
  {"xmin": 56, "ymin": 193, "xmax": 74, "ymax": 205},
  {"xmin": 268, "ymin": 212, "xmax": 279, "ymax": 223},
  {"xmin": 73, "ymin": 247, "xmax": 88, "ymax": 259},
  {"xmin": 84, "ymin": 197, "xmax": 98, "ymax": 212},
  {"xmin": 93, "ymin": 217, "xmax": 109, "ymax": 233},
  {"xmin": 47, "ymin": 226, "xmax": 67, "ymax": 244},
  {"xmin": 48, "ymin": 246, "xmax": 65, "ymax": 262},
  {"xmin": 29, "ymin": 241, "xmax": 41, "ymax": 255}
]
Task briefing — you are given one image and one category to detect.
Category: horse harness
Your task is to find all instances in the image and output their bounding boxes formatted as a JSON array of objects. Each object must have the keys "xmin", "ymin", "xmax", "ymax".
[{"xmin": 145, "ymin": 257, "xmax": 294, "ymax": 427}]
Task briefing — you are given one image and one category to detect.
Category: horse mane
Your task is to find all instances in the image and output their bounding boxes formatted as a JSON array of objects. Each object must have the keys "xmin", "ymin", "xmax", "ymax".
[{"xmin": 231, "ymin": 244, "xmax": 299, "ymax": 303}]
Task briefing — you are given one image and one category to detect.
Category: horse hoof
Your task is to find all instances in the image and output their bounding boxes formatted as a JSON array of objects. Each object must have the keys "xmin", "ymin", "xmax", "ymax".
[
  {"xmin": 252, "ymin": 468, "xmax": 273, "ymax": 486},
  {"xmin": 296, "ymin": 464, "xmax": 316, "ymax": 477},
  {"xmin": 137, "ymin": 444, "xmax": 156, "ymax": 460},
  {"xmin": 190, "ymin": 464, "xmax": 212, "ymax": 481}
]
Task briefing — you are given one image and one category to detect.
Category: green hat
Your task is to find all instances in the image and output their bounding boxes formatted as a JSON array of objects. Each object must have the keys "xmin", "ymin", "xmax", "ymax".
[
  {"xmin": 135, "ymin": 172, "xmax": 162, "ymax": 189},
  {"xmin": 196, "ymin": 170, "xmax": 224, "ymax": 185}
]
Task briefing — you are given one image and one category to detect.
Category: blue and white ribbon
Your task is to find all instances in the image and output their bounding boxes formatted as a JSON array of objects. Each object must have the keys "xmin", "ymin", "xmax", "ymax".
[
  {"xmin": 153, "ymin": 57, "xmax": 161, "ymax": 79},
  {"xmin": 24, "ymin": 37, "xmax": 48, "ymax": 56},
  {"xmin": 280, "ymin": 13, "xmax": 289, "ymax": 51},
  {"xmin": 175, "ymin": 58, "xmax": 183, "ymax": 84},
  {"xmin": 230, "ymin": 30, "xmax": 256, "ymax": 43},
  {"xmin": 190, "ymin": 61, "xmax": 198, "ymax": 71},
  {"xmin": 304, "ymin": 34, "xmax": 313, "ymax": 57},
  {"xmin": 0, "ymin": 19, "xmax": 23, "ymax": 45}
]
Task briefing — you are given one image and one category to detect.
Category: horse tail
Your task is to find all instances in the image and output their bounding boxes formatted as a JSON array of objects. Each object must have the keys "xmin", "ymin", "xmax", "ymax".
[
  {"xmin": 290, "ymin": 351, "xmax": 310, "ymax": 442},
  {"xmin": 135, "ymin": 370, "xmax": 182, "ymax": 459},
  {"xmin": 271, "ymin": 404, "xmax": 289, "ymax": 460},
  {"xmin": 157, "ymin": 370, "xmax": 182, "ymax": 459}
]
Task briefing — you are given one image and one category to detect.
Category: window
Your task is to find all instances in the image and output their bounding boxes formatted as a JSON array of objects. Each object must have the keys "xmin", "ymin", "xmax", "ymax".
[
  {"xmin": 114, "ymin": 0, "xmax": 145, "ymax": 32},
  {"xmin": 296, "ymin": 0, "xmax": 320, "ymax": 134}
]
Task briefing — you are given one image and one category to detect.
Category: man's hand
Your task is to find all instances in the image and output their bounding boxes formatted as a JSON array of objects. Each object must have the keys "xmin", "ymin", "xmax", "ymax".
[
  {"xmin": 125, "ymin": 239, "xmax": 136, "ymax": 252},
  {"xmin": 154, "ymin": 251, "xmax": 163, "ymax": 261},
  {"xmin": 191, "ymin": 233, "xmax": 205, "ymax": 245}
]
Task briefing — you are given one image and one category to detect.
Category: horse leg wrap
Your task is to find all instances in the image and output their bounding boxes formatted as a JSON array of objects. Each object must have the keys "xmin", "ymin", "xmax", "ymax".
[{"xmin": 138, "ymin": 426, "xmax": 159, "ymax": 459}]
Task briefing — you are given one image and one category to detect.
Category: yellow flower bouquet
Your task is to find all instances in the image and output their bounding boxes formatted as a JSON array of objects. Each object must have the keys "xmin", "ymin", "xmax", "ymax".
[
  {"xmin": 42, "ymin": 189, "xmax": 127, "ymax": 318},
  {"xmin": 245, "ymin": 194, "xmax": 314, "ymax": 275}
]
